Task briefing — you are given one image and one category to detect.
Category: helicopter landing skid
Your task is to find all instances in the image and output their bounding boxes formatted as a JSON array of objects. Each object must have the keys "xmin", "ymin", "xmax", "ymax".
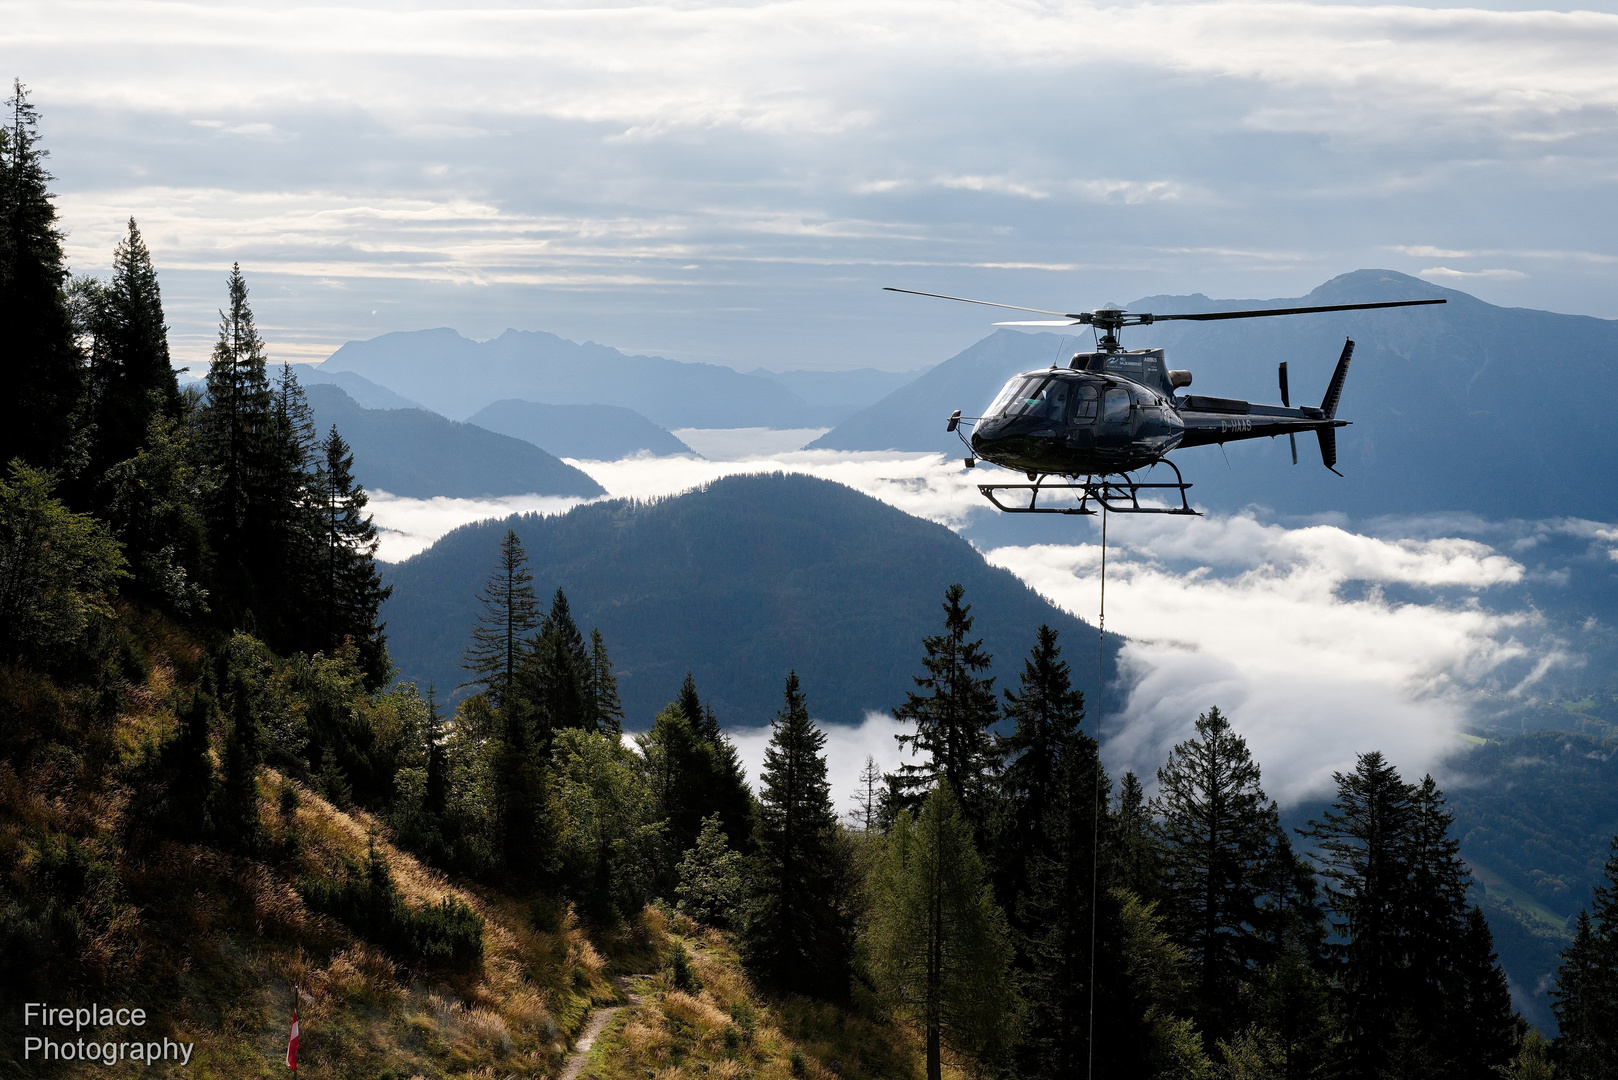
[{"xmin": 977, "ymin": 467, "xmax": 1200, "ymax": 516}]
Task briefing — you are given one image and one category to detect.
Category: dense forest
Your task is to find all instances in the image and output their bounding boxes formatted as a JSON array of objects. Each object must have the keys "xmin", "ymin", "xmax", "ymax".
[{"xmin": 6, "ymin": 80, "xmax": 1618, "ymax": 1080}]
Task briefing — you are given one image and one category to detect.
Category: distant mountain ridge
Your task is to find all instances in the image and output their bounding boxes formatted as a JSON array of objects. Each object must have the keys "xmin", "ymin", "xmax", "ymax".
[
  {"xmin": 319, "ymin": 327, "xmax": 832, "ymax": 428},
  {"xmin": 467, "ymin": 399, "xmax": 695, "ymax": 460},
  {"xmin": 812, "ymin": 270, "xmax": 1618, "ymax": 520},
  {"xmin": 381, "ymin": 472, "xmax": 1121, "ymax": 725},
  {"xmin": 306, "ymin": 384, "xmax": 604, "ymax": 499}
]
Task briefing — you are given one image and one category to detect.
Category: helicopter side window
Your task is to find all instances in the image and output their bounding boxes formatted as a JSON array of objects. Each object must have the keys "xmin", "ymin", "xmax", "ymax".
[
  {"xmin": 1069, "ymin": 383, "xmax": 1099, "ymax": 424},
  {"xmin": 1101, "ymin": 387, "xmax": 1131, "ymax": 423},
  {"xmin": 1038, "ymin": 379, "xmax": 1071, "ymax": 420}
]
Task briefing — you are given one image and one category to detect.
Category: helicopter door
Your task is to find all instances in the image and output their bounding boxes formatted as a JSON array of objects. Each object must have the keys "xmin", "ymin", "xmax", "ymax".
[{"xmin": 1097, "ymin": 386, "xmax": 1133, "ymax": 447}]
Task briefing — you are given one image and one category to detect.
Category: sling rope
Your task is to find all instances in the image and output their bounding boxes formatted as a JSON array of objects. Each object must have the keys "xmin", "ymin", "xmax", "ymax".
[{"xmin": 1087, "ymin": 505, "xmax": 1107, "ymax": 1080}]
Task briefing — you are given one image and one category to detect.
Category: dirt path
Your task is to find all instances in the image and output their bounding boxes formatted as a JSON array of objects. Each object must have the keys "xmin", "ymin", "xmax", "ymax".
[{"xmin": 559, "ymin": 978, "xmax": 642, "ymax": 1080}]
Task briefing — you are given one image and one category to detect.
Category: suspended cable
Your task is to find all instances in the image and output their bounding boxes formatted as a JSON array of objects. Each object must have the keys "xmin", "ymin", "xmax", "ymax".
[{"xmin": 1087, "ymin": 505, "xmax": 1107, "ymax": 1080}]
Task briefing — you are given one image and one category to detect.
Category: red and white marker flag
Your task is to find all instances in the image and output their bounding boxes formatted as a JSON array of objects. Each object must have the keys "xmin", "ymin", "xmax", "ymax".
[{"xmin": 286, "ymin": 1003, "xmax": 299, "ymax": 1072}]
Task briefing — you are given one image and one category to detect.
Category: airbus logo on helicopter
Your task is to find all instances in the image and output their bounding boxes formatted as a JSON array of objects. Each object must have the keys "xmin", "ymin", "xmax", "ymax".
[{"xmin": 886, "ymin": 287, "xmax": 1446, "ymax": 516}]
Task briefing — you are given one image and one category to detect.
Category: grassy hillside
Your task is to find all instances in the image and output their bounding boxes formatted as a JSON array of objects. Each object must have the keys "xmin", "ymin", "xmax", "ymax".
[
  {"xmin": 581, "ymin": 909, "xmax": 927, "ymax": 1080},
  {"xmin": 0, "ymin": 609, "xmax": 623, "ymax": 1079}
]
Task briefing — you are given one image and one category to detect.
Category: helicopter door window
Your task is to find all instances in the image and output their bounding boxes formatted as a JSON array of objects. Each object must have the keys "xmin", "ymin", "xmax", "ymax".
[
  {"xmin": 1101, "ymin": 387, "xmax": 1131, "ymax": 423},
  {"xmin": 1070, "ymin": 383, "xmax": 1099, "ymax": 424}
]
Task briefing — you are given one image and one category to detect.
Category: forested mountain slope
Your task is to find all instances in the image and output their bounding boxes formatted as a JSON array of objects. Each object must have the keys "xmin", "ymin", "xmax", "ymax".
[
  {"xmin": 814, "ymin": 270, "xmax": 1618, "ymax": 520},
  {"xmin": 382, "ymin": 472, "xmax": 1120, "ymax": 724},
  {"xmin": 307, "ymin": 384, "xmax": 605, "ymax": 499}
]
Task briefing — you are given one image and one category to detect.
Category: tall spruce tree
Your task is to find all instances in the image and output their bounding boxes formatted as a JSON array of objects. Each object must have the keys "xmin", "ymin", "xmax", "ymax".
[
  {"xmin": 1303, "ymin": 753, "xmax": 1519, "ymax": 1079},
  {"xmin": 1300, "ymin": 751, "xmax": 1414, "ymax": 1078},
  {"xmin": 87, "ymin": 218, "xmax": 177, "ymax": 474},
  {"xmin": 998, "ymin": 624, "xmax": 1086, "ymax": 926},
  {"xmin": 866, "ymin": 782, "xmax": 1017, "ymax": 1080},
  {"xmin": 1015, "ymin": 726, "xmax": 1109, "ymax": 1079},
  {"xmin": 513, "ymin": 589, "xmax": 589, "ymax": 747},
  {"xmin": 893, "ymin": 583, "xmax": 1000, "ymax": 830},
  {"xmin": 315, "ymin": 424, "xmax": 390, "ymax": 685},
  {"xmin": 1154, "ymin": 706, "xmax": 1281, "ymax": 1046},
  {"xmin": 741, "ymin": 671, "xmax": 850, "ymax": 999},
  {"xmin": 0, "ymin": 81, "xmax": 83, "ymax": 474},
  {"xmin": 671, "ymin": 671, "xmax": 755, "ymax": 855},
  {"xmin": 462, "ymin": 530, "xmax": 540, "ymax": 707},
  {"xmin": 583, "ymin": 628, "xmax": 624, "ymax": 736},
  {"xmin": 637, "ymin": 701, "xmax": 715, "ymax": 883},
  {"xmin": 1552, "ymin": 839, "xmax": 1618, "ymax": 1080}
]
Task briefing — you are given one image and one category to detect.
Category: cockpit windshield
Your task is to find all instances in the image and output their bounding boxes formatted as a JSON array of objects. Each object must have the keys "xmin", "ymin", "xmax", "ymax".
[{"xmin": 990, "ymin": 375, "xmax": 1071, "ymax": 420}]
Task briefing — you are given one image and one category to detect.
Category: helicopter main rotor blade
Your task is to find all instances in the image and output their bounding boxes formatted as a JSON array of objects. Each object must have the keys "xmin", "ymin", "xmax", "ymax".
[
  {"xmin": 1152, "ymin": 298, "xmax": 1445, "ymax": 323},
  {"xmin": 884, "ymin": 287, "xmax": 1085, "ymax": 320},
  {"xmin": 993, "ymin": 319, "xmax": 1086, "ymax": 327}
]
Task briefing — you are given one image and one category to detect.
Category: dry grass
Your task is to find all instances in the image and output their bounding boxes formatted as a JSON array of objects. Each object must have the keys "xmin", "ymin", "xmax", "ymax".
[{"xmin": 580, "ymin": 923, "xmax": 926, "ymax": 1080}]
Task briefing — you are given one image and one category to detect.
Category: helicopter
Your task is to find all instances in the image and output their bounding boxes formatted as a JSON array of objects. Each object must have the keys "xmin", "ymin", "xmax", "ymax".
[{"xmin": 885, "ymin": 287, "xmax": 1447, "ymax": 515}]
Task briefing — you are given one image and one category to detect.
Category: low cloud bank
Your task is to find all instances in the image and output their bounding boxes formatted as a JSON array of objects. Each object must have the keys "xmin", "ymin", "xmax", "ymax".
[
  {"xmin": 727, "ymin": 712, "xmax": 916, "ymax": 825},
  {"xmin": 986, "ymin": 513, "xmax": 1574, "ymax": 805}
]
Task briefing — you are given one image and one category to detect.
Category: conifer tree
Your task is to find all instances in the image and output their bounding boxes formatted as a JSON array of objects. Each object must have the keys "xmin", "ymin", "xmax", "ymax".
[
  {"xmin": 424, "ymin": 687, "xmax": 447, "ymax": 818},
  {"xmin": 0, "ymin": 81, "xmax": 83, "ymax": 473},
  {"xmin": 583, "ymin": 628, "xmax": 624, "ymax": 736},
  {"xmin": 1014, "ymin": 728, "xmax": 1109, "ymax": 1079},
  {"xmin": 1113, "ymin": 770, "xmax": 1163, "ymax": 901},
  {"xmin": 1155, "ymin": 706, "xmax": 1281, "ymax": 1045},
  {"xmin": 1300, "ymin": 751, "xmax": 1414, "ymax": 1078},
  {"xmin": 87, "ymin": 218, "xmax": 178, "ymax": 473},
  {"xmin": 637, "ymin": 702, "xmax": 714, "ymax": 878},
  {"xmin": 852, "ymin": 755, "xmax": 882, "ymax": 831},
  {"xmin": 316, "ymin": 424, "xmax": 390, "ymax": 685},
  {"xmin": 677, "ymin": 813, "xmax": 746, "ymax": 928},
  {"xmin": 462, "ymin": 530, "xmax": 540, "ymax": 707},
  {"xmin": 741, "ymin": 671, "xmax": 850, "ymax": 999},
  {"xmin": 1553, "ymin": 839, "xmax": 1618, "ymax": 1080},
  {"xmin": 893, "ymin": 583, "xmax": 1000, "ymax": 830},
  {"xmin": 511, "ymin": 588, "xmax": 589, "ymax": 758},
  {"xmin": 201, "ymin": 264, "xmax": 273, "ymax": 547},
  {"xmin": 1443, "ymin": 905, "xmax": 1520, "ymax": 1078},
  {"xmin": 866, "ymin": 782, "xmax": 1017, "ymax": 1080},
  {"xmin": 998, "ymin": 624, "xmax": 1086, "ymax": 925},
  {"xmin": 669, "ymin": 671, "xmax": 755, "ymax": 855}
]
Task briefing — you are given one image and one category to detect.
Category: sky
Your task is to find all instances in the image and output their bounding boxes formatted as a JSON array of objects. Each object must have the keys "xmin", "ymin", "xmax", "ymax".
[{"xmin": 16, "ymin": 0, "xmax": 1618, "ymax": 372}]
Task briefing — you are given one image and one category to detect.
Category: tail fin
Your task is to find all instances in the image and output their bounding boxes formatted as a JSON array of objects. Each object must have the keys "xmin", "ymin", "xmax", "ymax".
[
  {"xmin": 1317, "ymin": 427, "xmax": 1340, "ymax": 475},
  {"xmin": 1320, "ymin": 338, "xmax": 1354, "ymax": 419},
  {"xmin": 1318, "ymin": 338, "xmax": 1353, "ymax": 475}
]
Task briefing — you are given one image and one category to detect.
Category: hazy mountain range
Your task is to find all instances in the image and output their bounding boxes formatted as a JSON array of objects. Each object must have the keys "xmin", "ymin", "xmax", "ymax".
[
  {"xmin": 316, "ymin": 327, "xmax": 928, "ymax": 429},
  {"xmin": 466, "ymin": 399, "xmax": 697, "ymax": 459},
  {"xmin": 306, "ymin": 384, "xmax": 604, "ymax": 499}
]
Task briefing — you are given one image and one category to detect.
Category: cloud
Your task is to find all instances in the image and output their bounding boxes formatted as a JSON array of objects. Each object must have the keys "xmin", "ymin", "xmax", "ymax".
[
  {"xmin": 727, "ymin": 712, "xmax": 915, "ymax": 825},
  {"xmin": 369, "ymin": 491, "xmax": 603, "ymax": 562},
  {"xmin": 984, "ymin": 514, "xmax": 1566, "ymax": 804},
  {"xmin": 1420, "ymin": 266, "xmax": 1529, "ymax": 281}
]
